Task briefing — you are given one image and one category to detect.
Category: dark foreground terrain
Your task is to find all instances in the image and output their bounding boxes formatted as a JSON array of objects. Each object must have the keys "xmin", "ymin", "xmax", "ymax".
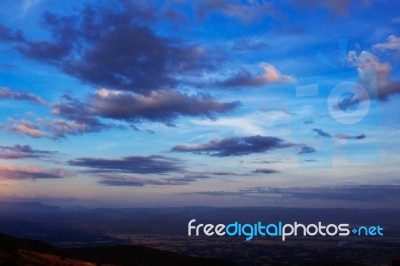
[
  {"xmin": 0, "ymin": 202, "xmax": 399, "ymax": 265},
  {"xmin": 0, "ymin": 232, "xmax": 233, "ymax": 266}
]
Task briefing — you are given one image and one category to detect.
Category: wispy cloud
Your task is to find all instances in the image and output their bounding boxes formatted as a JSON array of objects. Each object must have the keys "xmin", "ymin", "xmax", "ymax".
[
  {"xmin": 195, "ymin": 0, "xmax": 279, "ymax": 23},
  {"xmin": 0, "ymin": 87, "xmax": 46, "ymax": 105},
  {"xmin": 0, "ymin": 118, "xmax": 46, "ymax": 138},
  {"xmin": 194, "ymin": 185, "xmax": 400, "ymax": 202},
  {"xmin": 97, "ymin": 173, "xmax": 211, "ymax": 187},
  {"xmin": 0, "ymin": 165, "xmax": 67, "ymax": 180},
  {"xmin": 0, "ymin": 144, "xmax": 56, "ymax": 159}
]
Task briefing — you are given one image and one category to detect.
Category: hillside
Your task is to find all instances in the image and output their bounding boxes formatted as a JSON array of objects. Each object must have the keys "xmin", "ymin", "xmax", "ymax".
[{"xmin": 0, "ymin": 232, "xmax": 234, "ymax": 266}]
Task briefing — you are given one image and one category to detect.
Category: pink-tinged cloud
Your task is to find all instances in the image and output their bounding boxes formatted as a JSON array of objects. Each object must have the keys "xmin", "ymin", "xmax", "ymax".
[
  {"xmin": 0, "ymin": 118, "xmax": 46, "ymax": 138},
  {"xmin": 373, "ymin": 35, "xmax": 400, "ymax": 52},
  {"xmin": 217, "ymin": 62, "xmax": 296, "ymax": 88},
  {"xmin": 0, "ymin": 165, "xmax": 66, "ymax": 180},
  {"xmin": 347, "ymin": 51, "xmax": 400, "ymax": 101}
]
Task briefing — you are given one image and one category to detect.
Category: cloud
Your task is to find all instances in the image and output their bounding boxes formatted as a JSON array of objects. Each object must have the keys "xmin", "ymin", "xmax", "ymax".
[
  {"xmin": 313, "ymin": 128, "xmax": 332, "ymax": 138},
  {"xmin": 1, "ymin": 88, "xmax": 239, "ymax": 139},
  {"xmin": 49, "ymin": 89, "xmax": 239, "ymax": 132},
  {"xmin": 47, "ymin": 93, "xmax": 115, "ymax": 138},
  {"xmin": 347, "ymin": 50, "xmax": 400, "ymax": 101},
  {"xmin": 252, "ymin": 168, "xmax": 279, "ymax": 174},
  {"xmin": 217, "ymin": 62, "xmax": 296, "ymax": 88},
  {"xmin": 0, "ymin": 87, "xmax": 46, "ymax": 105},
  {"xmin": 195, "ymin": 0, "xmax": 279, "ymax": 23},
  {"xmin": 292, "ymin": 0, "xmax": 369, "ymax": 16},
  {"xmin": 298, "ymin": 146, "xmax": 315, "ymax": 154},
  {"xmin": 0, "ymin": 24, "xmax": 24, "ymax": 42},
  {"xmin": 194, "ymin": 185, "xmax": 400, "ymax": 202},
  {"xmin": 68, "ymin": 155, "xmax": 183, "ymax": 174},
  {"xmin": 97, "ymin": 173, "xmax": 210, "ymax": 187},
  {"xmin": 97, "ymin": 175, "xmax": 169, "ymax": 187},
  {"xmin": 0, "ymin": 116, "xmax": 114, "ymax": 140},
  {"xmin": 172, "ymin": 135, "xmax": 296, "ymax": 156},
  {"xmin": 313, "ymin": 128, "xmax": 366, "ymax": 140},
  {"xmin": 163, "ymin": 174, "xmax": 212, "ymax": 184},
  {"xmin": 38, "ymin": 118, "xmax": 114, "ymax": 139},
  {"xmin": 0, "ymin": 144, "xmax": 56, "ymax": 159},
  {"xmin": 335, "ymin": 133, "xmax": 366, "ymax": 140},
  {"xmin": 232, "ymin": 38, "xmax": 268, "ymax": 51},
  {"xmin": 14, "ymin": 3, "xmax": 215, "ymax": 94},
  {"xmin": 0, "ymin": 118, "xmax": 46, "ymax": 138},
  {"xmin": 0, "ymin": 165, "xmax": 66, "ymax": 180},
  {"xmin": 90, "ymin": 88, "xmax": 240, "ymax": 124},
  {"xmin": 373, "ymin": 35, "xmax": 400, "ymax": 52}
]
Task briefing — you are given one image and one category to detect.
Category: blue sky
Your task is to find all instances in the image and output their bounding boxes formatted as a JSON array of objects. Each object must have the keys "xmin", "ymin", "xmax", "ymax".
[{"xmin": 0, "ymin": 0, "xmax": 399, "ymax": 208}]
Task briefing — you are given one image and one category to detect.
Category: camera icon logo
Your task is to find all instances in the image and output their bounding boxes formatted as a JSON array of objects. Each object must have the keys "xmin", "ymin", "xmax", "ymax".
[{"xmin": 291, "ymin": 40, "xmax": 380, "ymax": 167}]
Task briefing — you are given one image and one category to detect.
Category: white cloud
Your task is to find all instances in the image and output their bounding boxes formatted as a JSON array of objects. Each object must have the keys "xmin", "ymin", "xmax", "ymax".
[{"xmin": 373, "ymin": 35, "xmax": 400, "ymax": 52}]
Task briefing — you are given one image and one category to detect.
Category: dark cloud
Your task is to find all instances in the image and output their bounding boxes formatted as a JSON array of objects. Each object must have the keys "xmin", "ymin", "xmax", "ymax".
[
  {"xmin": 313, "ymin": 128, "xmax": 332, "ymax": 138},
  {"xmin": 164, "ymin": 174, "xmax": 211, "ymax": 183},
  {"xmin": 379, "ymin": 81, "xmax": 400, "ymax": 100},
  {"xmin": 172, "ymin": 135, "xmax": 296, "ymax": 156},
  {"xmin": 48, "ymin": 93, "xmax": 115, "ymax": 138},
  {"xmin": 303, "ymin": 119, "xmax": 313, "ymax": 124},
  {"xmin": 0, "ymin": 165, "xmax": 66, "ymax": 180},
  {"xmin": 347, "ymin": 51, "xmax": 400, "ymax": 102},
  {"xmin": 194, "ymin": 185, "xmax": 400, "ymax": 202},
  {"xmin": 203, "ymin": 171, "xmax": 239, "ymax": 176},
  {"xmin": 0, "ymin": 87, "xmax": 46, "ymax": 105},
  {"xmin": 298, "ymin": 146, "xmax": 315, "ymax": 154},
  {"xmin": 90, "ymin": 89, "xmax": 240, "ymax": 124},
  {"xmin": 1, "ymin": 88, "xmax": 239, "ymax": 139},
  {"xmin": 0, "ymin": 144, "xmax": 56, "ymax": 159},
  {"xmin": 313, "ymin": 128, "xmax": 366, "ymax": 141},
  {"xmin": 216, "ymin": 63, "xmax": 295, "ymax": 88},
  {"xmin": 0, "ymin": 23, "xmax": 24, "ymax": 42},
  {"xmin": 252, "ymin": 168, "xmax": 279, "ymax": 174},
  {"xmin": 97, "ymin": 175, "xmax": 168, "ymax": 187},
  {"xmin": 14, "ymin": 3, "xmax": 215, "ymax": 94},
  {"xmin": 253, "ymin": 160, "xmax": 282, "ymax": 164},
  {"xmin": 69, "ymin": 155, "xmax": 183, "ymax": 174},
  {"xmin": 335, "ymin": 133, "xmax": 366, "ymax": 140},
  {"xmin": 50, "ymin": 89, "xmax": 239, "ymax": 130}
]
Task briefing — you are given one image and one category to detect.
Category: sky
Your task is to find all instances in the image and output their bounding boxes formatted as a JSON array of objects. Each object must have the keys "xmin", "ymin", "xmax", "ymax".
[{"xmin": 0, "ymin": 0, "xmax": 399, "ymax": 208}]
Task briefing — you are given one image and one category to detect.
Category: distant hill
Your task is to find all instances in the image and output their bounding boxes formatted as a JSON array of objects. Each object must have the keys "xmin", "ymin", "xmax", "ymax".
[{"xmin": 0, "ymin": 232, "xmax": 235, "ymax": 266}]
